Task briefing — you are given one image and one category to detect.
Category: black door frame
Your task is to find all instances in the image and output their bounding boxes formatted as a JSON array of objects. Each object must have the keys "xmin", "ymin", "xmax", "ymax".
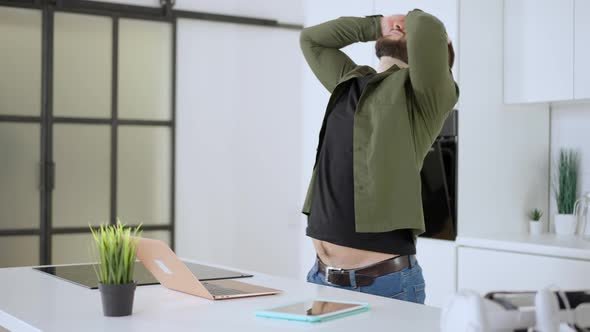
[{"xmin": 0, "ymin": 0, "xmax": 302, "ymax": 265}]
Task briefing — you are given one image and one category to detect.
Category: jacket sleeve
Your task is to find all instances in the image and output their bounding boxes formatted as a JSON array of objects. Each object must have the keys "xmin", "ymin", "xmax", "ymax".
[
  {"xmin": 405, "ymin": 9, "xmax": 459, "ymax": 138},
  {"xmin": 300, "ymin": 16, "xmax": 382, "ymax": 93}
]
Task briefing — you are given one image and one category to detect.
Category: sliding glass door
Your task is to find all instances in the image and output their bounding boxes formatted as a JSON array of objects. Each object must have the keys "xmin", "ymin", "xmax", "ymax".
[
  {"xmin": 0, "ymin": 6, "xmax": 43, "ymax": 267},
  {"xmin": 0, "ymin": 3, "xmax": 175, "ymax": 267}
]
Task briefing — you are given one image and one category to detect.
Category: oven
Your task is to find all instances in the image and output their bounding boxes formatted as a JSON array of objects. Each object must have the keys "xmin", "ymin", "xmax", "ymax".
[{"xmin": 419, "ymin": 110, "xmax": 458, "ymax": 240}]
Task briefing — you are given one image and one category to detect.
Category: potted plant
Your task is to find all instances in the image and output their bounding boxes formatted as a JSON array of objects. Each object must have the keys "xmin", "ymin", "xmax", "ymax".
[
  {"xmin": 528, "ymin": 208, "xmax": 543, "ymax": 235},
  {"xmin": 90, "ymin": 221, "xmax": 142, "ymax": 317},
  {"xmin": 553, "ymin": 149, "xmax": 579, "ymax": 235}
]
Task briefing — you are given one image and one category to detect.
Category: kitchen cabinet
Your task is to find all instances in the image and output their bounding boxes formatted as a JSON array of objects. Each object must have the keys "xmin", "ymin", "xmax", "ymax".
[
  {"xmin": 416, "ymin": 238, "xmax": 457, "ymax": 307},
  {"xmin": 458, "ymin": 246, "xmax": 590, "ymax": 294},
  {"xmin": 504, "ymin": 0, "xmax": 574, "ymax": 103}
]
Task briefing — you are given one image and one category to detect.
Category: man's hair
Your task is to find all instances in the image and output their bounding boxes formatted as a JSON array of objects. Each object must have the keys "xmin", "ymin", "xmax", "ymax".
[
  {"xmin": 375, "ymin": 38, "xmax": 455, "ymax": 68},
  {"xmin": 447, "ymin": 42, "xmax": 455, "ymax": 68}
]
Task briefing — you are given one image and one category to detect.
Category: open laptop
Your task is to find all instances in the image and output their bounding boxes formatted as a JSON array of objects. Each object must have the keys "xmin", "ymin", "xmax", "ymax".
[{"xmin": 135, "ymin": 237, "xmax": 281, "ymax": 300}]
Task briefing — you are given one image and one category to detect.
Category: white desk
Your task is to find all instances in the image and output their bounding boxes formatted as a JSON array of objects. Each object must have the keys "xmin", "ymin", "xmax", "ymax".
[{"xmin": 0, "ymin": 260, "xmax": 440, "ymax": 332}]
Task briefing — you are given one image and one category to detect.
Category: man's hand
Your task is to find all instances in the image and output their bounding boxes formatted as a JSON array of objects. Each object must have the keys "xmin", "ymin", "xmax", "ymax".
[
  {"xmin": 380, "ymin": 15, "xmax": 406, "ymax": 40},
  {"xmin": 380, "ymin": 14, "xmax": 451, "ymax": 44}
]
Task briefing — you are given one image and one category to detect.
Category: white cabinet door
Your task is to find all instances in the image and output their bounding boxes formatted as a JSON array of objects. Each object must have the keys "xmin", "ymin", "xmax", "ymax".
[
  {"xmin": 416, "ymin": 238, "xmax": 457, "ymax": 307},
  {"xmin": 574, "ymin": 0, "xmax": 590, "ymax": 100},
  {"xmin": 374, "ymin": 0, "xmax": 458, "ymax": 73},
  {"xmin": 458, "ymin": 247, "xmax": 590, "ymax": 294},
  {"xmin": 504, "ymin": 0, "xmax": 574, "ymax": 103}
]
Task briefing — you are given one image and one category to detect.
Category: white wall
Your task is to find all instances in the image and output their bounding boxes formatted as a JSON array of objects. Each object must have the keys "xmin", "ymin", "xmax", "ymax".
[
  {"xmin": 549, "ymin": 103, "xmax": 590, "ymax": 222},
  {"xmin": 175, "ymin": 19, "xmax": 304, "ymax": 278},
  {"xmin": 457, "ymin": 0, "xmax": 550, "ymax": 236}
]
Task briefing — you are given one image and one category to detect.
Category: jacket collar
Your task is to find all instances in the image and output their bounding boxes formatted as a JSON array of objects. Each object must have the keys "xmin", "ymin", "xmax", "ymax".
[
  {"xmin": 337, "ymin": 64, "xmax": 402, "ymax": 86},
  {"xmin": 377, "ymin": 57, "xmax": 408, "ymax": 73}
]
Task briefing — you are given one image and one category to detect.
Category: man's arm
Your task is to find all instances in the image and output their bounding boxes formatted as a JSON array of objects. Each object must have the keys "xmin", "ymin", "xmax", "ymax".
[
  {"xmin": 300, "ymin": 16, "xmax": 382, "ymax": 93},
  {"xmin": 405, "ymin": 9, "xmax": 459, "ymax": 138}
]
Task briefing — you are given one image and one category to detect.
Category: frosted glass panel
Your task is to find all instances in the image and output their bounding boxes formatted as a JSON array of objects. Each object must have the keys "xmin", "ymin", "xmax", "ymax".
[
  {"xmin": 0, "ymin": 123, "xmax": 40, "ymax": 229},
  {"xmin": 52, "ymin": 233, "xmax": 95, "ymax": 264},
  {"xmin": 53, "ymin": 124, "xmax": 110, "ymax": 227},
  {"xmin": 0, "ymin": 7, "xmax": 41, "ymax": 116},
  {"xmin": 52, "ymin": 231, "xmax": 169, "ymax": 264},
  {"xmin": 118, "ymin": 19, "xmax": 172, "ymax": 120},
  {"xmin": 142, "ymin": 230, "xmax": 170, "ymax": 245},
  {"xmin": 53, "ymin": 13, "xmax": 112, "ymax": 118},
  {"xmin": 0, "ymin": 236, "xmax": 39, "ymax": 267},
  {"xmin": 118, "ymin": 126, "xmax": 170, "ymax": 225}
]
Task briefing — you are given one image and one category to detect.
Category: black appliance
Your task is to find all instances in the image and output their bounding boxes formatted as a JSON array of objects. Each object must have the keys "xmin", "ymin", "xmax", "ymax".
[{"xmin": 419, "ymin": 110, "xmax": 457, "ymax": 240}]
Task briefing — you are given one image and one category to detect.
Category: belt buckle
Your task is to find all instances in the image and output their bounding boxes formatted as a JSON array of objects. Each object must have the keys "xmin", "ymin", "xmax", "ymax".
[{"xmin": 324, "ymin": 266, "xmax": 344, "ymax": 286}]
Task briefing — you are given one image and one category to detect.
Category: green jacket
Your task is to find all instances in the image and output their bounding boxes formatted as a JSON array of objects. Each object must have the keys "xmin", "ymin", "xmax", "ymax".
[{"xmin": 300, "ymin": 10, "xmax": 459, "ymax": 235}]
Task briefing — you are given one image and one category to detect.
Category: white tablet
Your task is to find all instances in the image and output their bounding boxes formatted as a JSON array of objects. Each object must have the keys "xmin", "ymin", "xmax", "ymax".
[{"xmin": 255, "ymin": 299, "xmax": 369, "ymax": 323}]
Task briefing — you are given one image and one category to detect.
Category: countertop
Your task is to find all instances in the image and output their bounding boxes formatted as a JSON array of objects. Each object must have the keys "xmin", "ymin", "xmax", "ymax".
[
  {"xmin": 0, "ymin": 259, "xmax": 440, "ymax": 332},
  {"xmin": 457, "ymin": 233, "xmax": 590, "ymax": 260}
]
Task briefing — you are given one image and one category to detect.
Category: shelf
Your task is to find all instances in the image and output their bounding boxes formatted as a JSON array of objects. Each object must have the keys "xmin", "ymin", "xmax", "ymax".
[{"xmin": 457, "ymin": 233, "xmax": 590, "ymax": 261}]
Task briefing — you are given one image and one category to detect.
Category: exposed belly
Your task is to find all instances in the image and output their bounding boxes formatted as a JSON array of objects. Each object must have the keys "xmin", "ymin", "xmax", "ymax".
[{"xmin": 312, "ymin": 239, "xmax": 398, "ymax": 269}]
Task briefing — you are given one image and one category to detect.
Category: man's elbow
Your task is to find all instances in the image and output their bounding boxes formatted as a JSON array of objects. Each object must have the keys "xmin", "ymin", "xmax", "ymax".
[
  {"xmin": 299, "ymin": 29, "xmax": 308, "ymax": 48},
  {"xmin": 299, "ymin": 28, "xmax": 314, "ymax": 53},
  {"xmin": 408, "ymin": 10, "xmax": 446, "ymax": 34}
]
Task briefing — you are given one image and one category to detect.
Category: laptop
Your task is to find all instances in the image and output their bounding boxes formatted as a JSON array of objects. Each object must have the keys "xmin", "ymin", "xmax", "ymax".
[{"xmin": 135, "ymin": 237, "xmax": 281, "ymax": 300}]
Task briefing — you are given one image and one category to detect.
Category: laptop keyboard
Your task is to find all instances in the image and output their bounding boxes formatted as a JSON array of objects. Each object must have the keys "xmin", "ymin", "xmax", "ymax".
[{"xmin": 203, "ymin": 282, "xmax": 249, "ymax": 296}]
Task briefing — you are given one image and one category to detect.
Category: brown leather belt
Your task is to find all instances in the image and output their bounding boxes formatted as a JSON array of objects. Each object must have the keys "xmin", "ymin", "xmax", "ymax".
[{"xmin": 317, "ymin": 255, "xmax": 414, "ymax": 287}]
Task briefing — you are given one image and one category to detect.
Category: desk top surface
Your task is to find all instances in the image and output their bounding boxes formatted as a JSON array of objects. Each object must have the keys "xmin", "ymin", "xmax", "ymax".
[{"xmin": 0, "ymin": 259, "xmax": 440, "ymax": 332}]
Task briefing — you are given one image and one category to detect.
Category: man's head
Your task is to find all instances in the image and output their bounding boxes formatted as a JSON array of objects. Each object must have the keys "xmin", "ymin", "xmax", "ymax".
[{"xmin": 376, "ymin": 14, "xmax": 455, "ymax": 68}]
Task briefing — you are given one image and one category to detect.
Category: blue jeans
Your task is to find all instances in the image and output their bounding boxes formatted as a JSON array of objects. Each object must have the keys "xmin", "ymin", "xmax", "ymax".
[{"xmin": 306, "ymin": 256, "xmax": 426, "ymax": 304}]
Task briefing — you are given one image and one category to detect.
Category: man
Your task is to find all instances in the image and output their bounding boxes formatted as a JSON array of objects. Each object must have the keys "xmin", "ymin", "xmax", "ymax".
[{"xmin": 300, "ymin": 9, "xmax": 458, "ymax": 304}]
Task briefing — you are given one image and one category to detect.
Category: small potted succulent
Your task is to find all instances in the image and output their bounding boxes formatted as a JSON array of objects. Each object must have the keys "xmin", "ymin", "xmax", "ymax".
[
  {"xmin": 90, "ymin": 221, "xmax": 142, "ymax": 317},
  {"xmin": 528, "ymin": 208, "xmax": 543, "ymax": 235},
  {"xmin": 553, "ymin": 149, "xmax": 579, "ymax": 235}
]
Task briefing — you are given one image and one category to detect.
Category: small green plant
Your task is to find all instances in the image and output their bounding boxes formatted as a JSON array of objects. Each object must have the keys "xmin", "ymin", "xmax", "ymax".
[
  {"xmin": 528, "ymin": 208, "xmax": 543, "ymax": 221},
  {"xmin": 553, "ymin": 149, "xmax": 579, "ymax": 214},
  {"xmin": 90, "ymin": 220, "xmax": 142, "ymax": 285}
]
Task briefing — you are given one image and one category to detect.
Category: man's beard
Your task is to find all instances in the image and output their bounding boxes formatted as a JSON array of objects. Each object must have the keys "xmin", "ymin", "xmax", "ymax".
[{"xmin": 375, "ymin": 37, "xmax": 408, "ymax": 63}]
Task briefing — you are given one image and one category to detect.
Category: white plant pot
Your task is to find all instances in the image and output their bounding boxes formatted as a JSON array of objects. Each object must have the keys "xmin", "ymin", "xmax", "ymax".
[
  {"xmin": 554, "ymin": 214, "xmax": 577, "ymax": 235},
  {"xmin": 529, "ymin": 221, "xmax": 543, "ymax": 235}
]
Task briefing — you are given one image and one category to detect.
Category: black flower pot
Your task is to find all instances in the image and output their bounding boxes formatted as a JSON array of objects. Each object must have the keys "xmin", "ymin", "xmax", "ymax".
[{"xmin": 98, "ymin": 282, "xmax": 137, "ymax": 317}]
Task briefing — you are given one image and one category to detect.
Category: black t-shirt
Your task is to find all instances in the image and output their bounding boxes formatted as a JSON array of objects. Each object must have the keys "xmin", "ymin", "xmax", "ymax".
[{"xmin": 306, "ymin": 75, "xmax": 416, "ymax": 255}]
